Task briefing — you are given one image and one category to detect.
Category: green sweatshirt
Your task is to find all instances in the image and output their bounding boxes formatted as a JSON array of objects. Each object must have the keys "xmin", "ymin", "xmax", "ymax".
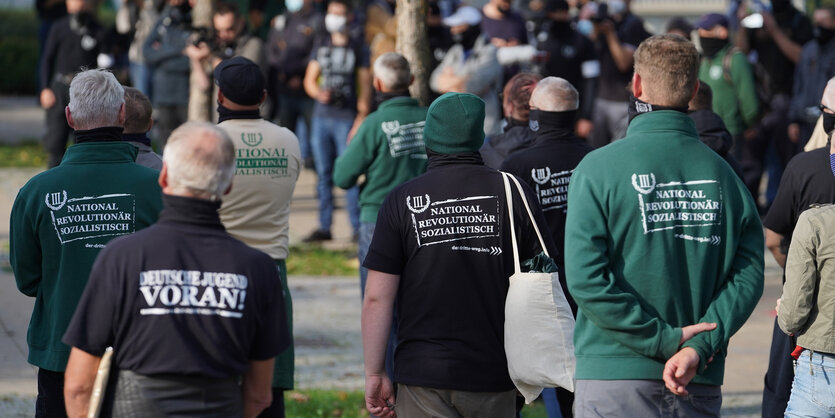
[
  {"xmin": 698, "ymin": 44, "xmax": 760, "ymax": 135},
  {"xmin": 333, "ymin": 96, "xmax": 428, "ymax": 223},
  {"xmin": 10, "ymin": 142, "xmax": 163, "ymax": 371},
  {"xmin": 564, "ymin": 111, "xmax": 764, "ymax": 385}
]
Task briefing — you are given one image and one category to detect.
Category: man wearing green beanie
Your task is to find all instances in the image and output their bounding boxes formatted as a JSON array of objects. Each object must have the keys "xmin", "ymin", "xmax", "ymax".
[{"xmin": 361, "ymin": 92, "xmax": 557, "ymax": 417}]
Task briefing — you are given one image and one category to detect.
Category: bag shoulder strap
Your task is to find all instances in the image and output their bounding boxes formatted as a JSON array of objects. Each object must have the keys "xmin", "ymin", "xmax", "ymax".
[{"xmin": 501, "ymin": 172, "xmax": 550, "ymax": 276}]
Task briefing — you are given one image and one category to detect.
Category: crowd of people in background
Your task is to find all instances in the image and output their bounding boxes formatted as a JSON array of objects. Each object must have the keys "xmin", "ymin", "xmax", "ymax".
[{"xmin": 21, "ymin": 0, "xmax": 835, "ymax": 416}]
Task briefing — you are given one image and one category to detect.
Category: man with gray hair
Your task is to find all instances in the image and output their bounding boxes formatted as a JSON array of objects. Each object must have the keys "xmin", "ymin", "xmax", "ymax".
[
  {"xmin": 63, "ymin": 122, "xmax": 290, "ymax": 418},
  {"xmin": 334, "ymin": 52, "xmax": 428, "ymax": 383},
  {"xmin": 123, "ymin": 87, "xmax": 163, "ymax": 170},
  {"xmin": 10, "ymin": 68, "xmax": 163, "ymax": 417},
  {"xmin": 500, "ymin": 77, "xmax": 590, "ymax": 416}
]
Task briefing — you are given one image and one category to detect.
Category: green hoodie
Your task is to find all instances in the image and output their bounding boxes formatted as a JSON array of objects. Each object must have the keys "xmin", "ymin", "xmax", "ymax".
[
  {"xmin": 10, "ymin": 141, "xmax": 163, "ymax": 371},
  {"xmin": 564, "ymin": 111, "xmax": 764, "ymax": 385},
  {"xmin": 698, "ymin": 44, "xmax": 760, "ymax": 135},
  {"xmin": 333, "ymin": 96, "xmax": 428, "ymax": 223}
]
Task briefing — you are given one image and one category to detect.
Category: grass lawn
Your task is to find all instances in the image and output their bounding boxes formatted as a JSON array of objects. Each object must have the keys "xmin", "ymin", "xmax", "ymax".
[
  {"xmin": 0, "ymin": 141, "xmax": 47, "ymax": 168},
  {"xmin": 287, "ymin": 243, "xmax": 359, "ymax": 276}
]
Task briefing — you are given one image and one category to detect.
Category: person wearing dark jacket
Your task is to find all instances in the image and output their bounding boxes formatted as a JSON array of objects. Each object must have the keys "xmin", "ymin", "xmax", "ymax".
[
  {"xmin": 535, "ymin": 0, "xmax": 598, "ymax": 139},
  {"xmin": 480, "ymin": 72, "xmax": 540, "ymax": 169},
  {"xmin": 688, "ymin": 81, "xmax": 743, "ymax": 179},
  {"xmin": 500, "ymin": 76, "xmax": 589, "ymax": 418},
  {"xmin": 39, "ymin": 0, "xmax": 103, "ymax": 167},
  {"xmin": 143, "ymin": 0, "xmax": 193, "ymax": 149}
]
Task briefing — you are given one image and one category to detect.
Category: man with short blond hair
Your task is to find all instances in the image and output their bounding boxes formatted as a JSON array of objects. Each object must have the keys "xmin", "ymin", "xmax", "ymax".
[{"xmin": 565, "ymin": 34, "xmax": 764, "ymax": 417}]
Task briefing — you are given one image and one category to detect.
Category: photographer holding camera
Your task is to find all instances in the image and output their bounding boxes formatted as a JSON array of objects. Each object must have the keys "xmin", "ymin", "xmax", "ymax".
[
  {"xmin": 184, "ymin": 2, "xmax": 264, "ymax": 122},
  {"xmin": 302, "ymin": 0, "xmax": 371, "ymax": 242},
  {"xmin": 586, "ymin": 0, "xmax": 650, "ymax": 149}
]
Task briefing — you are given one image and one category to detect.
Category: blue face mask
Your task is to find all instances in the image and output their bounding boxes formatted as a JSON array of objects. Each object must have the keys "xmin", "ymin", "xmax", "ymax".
[
  {"xmin": 576, "ymin": 19, "xmax": 593, "ymax": 37},
  {"xmin": 285, "ymin": 0, "xmax": 303, "ymax": 13}
]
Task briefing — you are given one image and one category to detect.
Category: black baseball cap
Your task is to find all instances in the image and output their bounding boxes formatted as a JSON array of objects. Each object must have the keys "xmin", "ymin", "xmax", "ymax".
[{"xmin": 213, "ymin": 56, "xmax": 265, "ymax": 106}]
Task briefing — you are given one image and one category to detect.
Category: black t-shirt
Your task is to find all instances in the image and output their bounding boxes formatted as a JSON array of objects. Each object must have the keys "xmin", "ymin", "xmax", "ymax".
[
  {"xmin": 363, "ymin": 153, "xmax": 555, "ymax": 392},
  {"xmin": 481, "ymin": 11, "xmax": 528, "ymax": 45},
  {"xmin": 763, "ymin": 147, "xmax": 835, "ymax": 254},
  {"xmin": 310, "ymin": 36, "xmax": 370, "ymax": 119},
  {"xmin": 500, "ymin": 130, "xmax": 591, "ymax": 313},
  {"xmin": 746, "ymin": 8, "xmax": 813, "ymax": 98},
  {"xmin": 596, "ymin": 13, "xmax": 650, "ymax": 102},
  {"xmin": 63, "ymin": 195, "xmax": 289, "ymax": 378}
]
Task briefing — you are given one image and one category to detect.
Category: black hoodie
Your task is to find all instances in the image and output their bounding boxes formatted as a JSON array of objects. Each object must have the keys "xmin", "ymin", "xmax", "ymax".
[{"xmin": 689, "ymin": 109, "xmax": 744, "ymax": 179}]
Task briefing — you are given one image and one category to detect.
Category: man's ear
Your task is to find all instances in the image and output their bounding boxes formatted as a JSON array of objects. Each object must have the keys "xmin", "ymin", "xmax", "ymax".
[
  {"xmin": 217, "ymin": 90, "xmax": 225, "ymax": 106},
  {"xmin": 146, "ymin": 118, "xmax": 154, "ymax": 133},
  {"xmin": 631, "ymin": 72, "xmax": 643, "ymax": 99},
  {"xmin": 224, "ymin": 181, "xmax": 233, "ymax": 195},
  {"xmin": 118, "ymin": 103, "xmax": 126, "ymax": 126},
  {"xmin": 65, "ymin": 106, "xmax": 75, "ymax": 129},
  {"xmin": 372, "ymin": 77, "xmax": 383, "ymax": 93},
  {"xmin": 260, "ymin": 90, "xmax": 267, "ymax": 105},
  {"xmin": 690, "ymin": 81, "xmax": 699, "ymax": 105},
  {"xmin": 408, "ymin": 74, "xmax": 415, "ymax": 87},
  {"xmin": 158, "ymin": 163, "xmax": 168, "ymax": 189}
]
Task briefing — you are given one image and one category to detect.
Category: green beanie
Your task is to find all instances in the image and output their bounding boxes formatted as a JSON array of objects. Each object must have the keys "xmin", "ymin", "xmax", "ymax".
[{"xmin": 423, "ymin": 92, "xmax": 485, "ymax": 154}]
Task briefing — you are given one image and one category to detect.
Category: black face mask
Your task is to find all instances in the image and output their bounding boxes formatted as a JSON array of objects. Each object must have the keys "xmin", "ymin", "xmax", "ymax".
[
  {"xmin": 529, "ymin": 109, "xmax": 577, "ymax": 137},
  {"xmin": 548, "ymin": 20, "xmax": 572, "ymax": 37},
  {"xmin": 699, "ymin": 36, "xmax": 727, "ymax": 58},
  {"xmin": 824, "ymin": 112, "xmax": 835, "ymax": 136},
  {"xmin": 771, "ymin": 0, "xmax": 791, "ymax": 14},
  {"xmin": 453, "ymin": 25, "xmax": 481, "ymax": 50},
  {"xmin": 814, "ymin": 26, "xmax": 835, "ymax": 46},
  {"xmin": 374, "ymin": 91, "xmax": 408, "ymax": 107},
  {"xmin": 627, "ymin": 94, "xmax": 688, "ymax": 124}
]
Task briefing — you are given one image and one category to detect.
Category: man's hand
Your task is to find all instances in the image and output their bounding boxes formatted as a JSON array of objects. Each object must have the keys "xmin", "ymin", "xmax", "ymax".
[
  {"xmin": 679, "ymin": 322, "xmax": 717, "ymax": 345},
  {"xmin": 183, "ymin": 43, "xmax": 211, "ymax": 62},
  {"xmin": 663, "ymin": 347, "xmax": 701, "ymax": 396},
  {"xmin": 437, "ymin": 68, "xmax": 466, "ymax": 93},
  {"xmin": 365, "ymin": 374, "xmax": 396, "ymax": 417},
  {"xmin": 40, "ymin": 88, "xmax": 56, "ymax": 109},
  {"xmin": 576, "ymin": 119, "xmax": 593, "ymax": 138},
  {"xmin": 316, "ymin": 89, "xmax": 331, "ymax": 104},
  {"xmin": 761, "ymin": 12, "xmax": 777, "ymax": 35}
]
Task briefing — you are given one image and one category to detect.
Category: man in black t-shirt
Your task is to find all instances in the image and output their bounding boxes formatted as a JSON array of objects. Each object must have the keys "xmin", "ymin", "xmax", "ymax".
[
  {"xmin": 760, "ymin": 82, "xmax": 835, "ymax": 418},
  {"xmin": 362, "ymin": 92, "xmax": 556, "ymax": 418},
  {"xmin": 735, "ymin": 0, "xmax": 813, "ymax": 209},
  {"xmin": 63, "ymin": 122, "xmax": 289, "ymax": 418},
  {"xmin": 302, "ymin": 0, "xmax": 371, "ymax": 242}
]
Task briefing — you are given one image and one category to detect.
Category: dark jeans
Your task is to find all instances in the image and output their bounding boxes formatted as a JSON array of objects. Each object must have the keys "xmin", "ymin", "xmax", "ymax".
[
  {"xmin": 44, "ymin": 79, "xmax": 72, "ymax": 168},
  {"xmin": 762, "ymin": 318, "xmax": 796, "ymax": 418},
  {"xmin": 154, "ymin": 104, "xmax": 188, "ymax": 152},
  {"xmin": 36, "ymin": 368, "xmax": 67, "ymax": 418},
  {"xmin": 277, "ymin": 94, "xmax": 314, "ymax": 161}
]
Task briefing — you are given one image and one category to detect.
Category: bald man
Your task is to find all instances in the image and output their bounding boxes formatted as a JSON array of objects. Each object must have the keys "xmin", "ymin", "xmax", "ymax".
[{"xmin": 500, "ymin": 76, "xmax": 590, "ymax": 417}]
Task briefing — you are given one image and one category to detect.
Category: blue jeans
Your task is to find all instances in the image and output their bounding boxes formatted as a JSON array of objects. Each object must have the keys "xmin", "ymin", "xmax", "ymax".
[
  {"xmin": 129, "ymin": 61, "xmax": 153, "ymax": 102},
  {"xmin": 310, "ymin": 115, "xmax": 359, "ymax": 232},
  {"xmin": 358, "ymin": 221, "xmax": 397, "ymax": 383},
  {"xmin": 786, "ymin": 350, "xmax": 835, "ymax": 418}
]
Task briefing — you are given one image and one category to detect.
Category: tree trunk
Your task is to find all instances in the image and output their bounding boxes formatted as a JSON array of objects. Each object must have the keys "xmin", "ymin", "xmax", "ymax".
[{"xmin": 396, "ymin": 0, "xmax": 432, "ymax": 106}]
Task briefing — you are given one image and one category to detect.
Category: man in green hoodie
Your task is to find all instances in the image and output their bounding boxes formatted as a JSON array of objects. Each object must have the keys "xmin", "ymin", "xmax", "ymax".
[
  {"xmin": 565, "ymin": 34, "xmax": 764, "ymax": 417},
  {"xmin": 10, "ymin": 69, "xmax": 163, "ymax": 417}
]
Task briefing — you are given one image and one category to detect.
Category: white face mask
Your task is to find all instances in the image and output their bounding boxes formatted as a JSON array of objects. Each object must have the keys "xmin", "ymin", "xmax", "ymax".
[
  {"xmin": 325, "ymin": 13, "xmax": 347, "ymax": 33},
  {"xmin": 285, "ymin": 0, "xmax": 303, "ymax": 13}
]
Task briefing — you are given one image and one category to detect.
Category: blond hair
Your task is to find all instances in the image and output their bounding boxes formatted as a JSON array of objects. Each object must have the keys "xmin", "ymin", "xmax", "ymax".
[{"xmin": 634, "ymin": 34, "xmax": 700, "ymax": 108}]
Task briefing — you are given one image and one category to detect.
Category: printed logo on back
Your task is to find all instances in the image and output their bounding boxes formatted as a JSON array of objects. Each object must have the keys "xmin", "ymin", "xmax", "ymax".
[
  {"xmin": 407, "ymin": 194, "xmax": 501, "ymax": 250},
  {"xmin": 46, "ymin": 191, "xmax": 137, "ymax": 245}
]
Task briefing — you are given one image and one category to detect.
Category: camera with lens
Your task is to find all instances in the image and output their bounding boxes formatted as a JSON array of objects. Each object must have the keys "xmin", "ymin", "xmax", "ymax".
[
  {"xmin": 591, "ymin": 3, "xmax": 609, "ymax": 23},
  {"xmin": 190, "ymin": 27, "xmax": 212, "ymax": 47},
  {"xmin": 328, "ymin": 88, "xmax": 348, "ymax": 108}
]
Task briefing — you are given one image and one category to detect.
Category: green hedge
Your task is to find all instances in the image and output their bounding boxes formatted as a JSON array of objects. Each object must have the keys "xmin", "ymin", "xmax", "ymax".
[{"xmin": 0, "ymin": 8, "xmax": 39, "ymax": 95}]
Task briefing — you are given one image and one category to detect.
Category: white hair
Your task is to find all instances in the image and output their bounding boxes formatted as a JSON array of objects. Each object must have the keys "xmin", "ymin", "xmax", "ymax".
[
  {"xmin": 529, "ymin": 77, "xmax": 579, "ymax": 112},
  {"xmin": 67, "ymin": 69, "xmax": 125, "ymax": 129},
  {"xmin": 162, "ymin": 122, "xmax": 236, "ymax": 200},
  {"xmin": 373, "ymin": 52, "xmax": 411, "ymax": 92},
  {"xmin": 823, "ymin": 77, "xmax": 835, "ymax": 109}
]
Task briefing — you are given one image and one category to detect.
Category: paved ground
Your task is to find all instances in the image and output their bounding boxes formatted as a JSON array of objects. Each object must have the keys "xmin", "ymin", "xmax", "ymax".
[{"xmin": 0, "ymin": 96, "xmax": 779, "ymax": 416}]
